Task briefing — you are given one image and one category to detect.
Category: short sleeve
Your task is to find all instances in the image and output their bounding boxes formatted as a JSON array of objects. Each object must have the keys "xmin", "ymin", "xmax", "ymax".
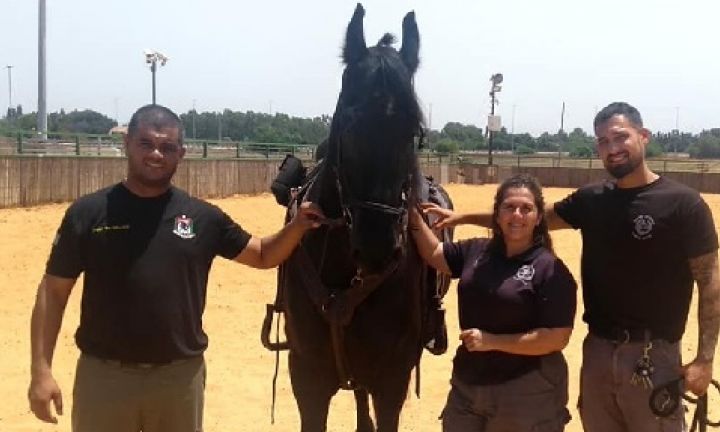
[
  {"xmin": 680, "ymin": 198, "xmax": 718, "ymax": 259},
  {"xmin": 443, "ymin": 238, "xmax": 481, "ymax": 279},
  {"xmin": 45, "ymin": 205, "xmax": 84, "ymax": 279},
  {"xmin": 215, "ymin": 209, "xmax": 252, "ymax": 260},
  {"xmin": 554, "ymin": 189, "xmax": 585, "ymax": 230},
  {"xmin": 536, "ymin": 258, "xmax": 577, "ymax": 328}
]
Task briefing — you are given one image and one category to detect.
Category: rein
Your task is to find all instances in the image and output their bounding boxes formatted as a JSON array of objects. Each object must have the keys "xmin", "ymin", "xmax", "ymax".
[{"xmin": 650, "ymin": 378, "xmax": 720, "ymax": 431}]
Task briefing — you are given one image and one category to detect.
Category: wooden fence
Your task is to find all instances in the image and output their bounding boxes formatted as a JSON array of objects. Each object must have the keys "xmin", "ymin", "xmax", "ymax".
[
  {"xmin": 0, "ymin": 157, "xmax": 284, "ymax": 208},
  {"xmin": 2, "ymin": 156, "xmax": 720, "ymax": 208}
]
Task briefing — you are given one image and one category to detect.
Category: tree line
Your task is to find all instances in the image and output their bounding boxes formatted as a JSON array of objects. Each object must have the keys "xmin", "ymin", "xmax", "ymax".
[{"xmin": 3, "ymin": 107, "xmax": 720, "ymax": 159}]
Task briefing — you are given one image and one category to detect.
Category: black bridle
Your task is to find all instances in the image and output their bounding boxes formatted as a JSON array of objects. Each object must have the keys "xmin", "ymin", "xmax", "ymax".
[
  {"xmin": 328, "ymin": 54, "xmax": 423, "ymax": 235},
  {"xmin": 330, "ymin": 110, "xmax": 413, "ymax": 235}
]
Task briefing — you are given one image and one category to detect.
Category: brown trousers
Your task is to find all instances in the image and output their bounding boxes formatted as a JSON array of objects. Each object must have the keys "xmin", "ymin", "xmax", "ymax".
[
  {"xmin": 72, "ymin": 354, "xmax": 206, "ymax": 432},
  {"xmin": 579, "ymin": 333, "xmax": 685, "ymax": 432},
  {"xmin": 441, "ymin": 352, "xmax": 571, "ymax": 432}
]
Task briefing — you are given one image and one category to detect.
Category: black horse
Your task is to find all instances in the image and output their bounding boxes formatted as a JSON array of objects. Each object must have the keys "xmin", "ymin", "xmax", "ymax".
[{"xmin": 274, "ymin": 4, "xmax": 452, "ymax": 431}]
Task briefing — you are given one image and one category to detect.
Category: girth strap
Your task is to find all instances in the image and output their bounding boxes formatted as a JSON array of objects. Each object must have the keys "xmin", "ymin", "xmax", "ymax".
[
  {"xmin": 290, "ymin": 244, "xmax": 398, "ymax": 389},
  {"xmin": 293, "ymin": 245, "xmax": 397, "ymax": 327}
]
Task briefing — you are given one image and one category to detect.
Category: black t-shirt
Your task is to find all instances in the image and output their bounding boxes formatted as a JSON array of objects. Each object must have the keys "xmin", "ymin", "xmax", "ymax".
[
  {"xmin": 46, "ymin": 183, "xmax": 251, "ymax": 362},
  {"xmin": 554, "ymin": 177, "xmax": 718, "ymax": 342},
  {"xmin": 443, "ymin": 239, "xmax": 577, "ymax": 385}
]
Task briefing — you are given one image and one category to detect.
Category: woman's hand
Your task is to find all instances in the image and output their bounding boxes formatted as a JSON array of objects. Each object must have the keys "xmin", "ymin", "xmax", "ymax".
[
  {"xmin": 459, "ymin": 328, "xmax": 495, "ymax": 352},
  {"xmin": 420, "ymin": 202, "xmax": 461, "ymax": 230}
]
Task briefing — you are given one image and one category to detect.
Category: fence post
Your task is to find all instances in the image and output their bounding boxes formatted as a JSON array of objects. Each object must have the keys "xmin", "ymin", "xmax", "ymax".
[
  {"xmin": 517, "ymin": 155, "xmax": 521, "ymax": 167},
  {"xmin": 202, "ymin": 141, "xmax": 208, "ymax": 158},
  {"xmin": 236, "ymin": 142, "xmax": 241, "ymax": 159},
  {"xmin": 75, "ymin": 136, "xmax": 80, "ymax": 155},
  {"xmin": 16, "ymin": 133, "xmax": 23, "ymax": 154},
  {"xmin": 663, "ymin": 160, "xmax": 667, "ymax": 172},
  {"xmin": 265, "ymin": 143, "xmax": 270, "ymax": 159}
]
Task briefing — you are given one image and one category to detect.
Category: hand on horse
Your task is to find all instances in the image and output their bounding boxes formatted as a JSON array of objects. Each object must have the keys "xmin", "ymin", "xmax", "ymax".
[
  {"xmin": 291, "ymin": 201, "xmax": 325, "ymax": 231},
  {"xmin": 682, "ymin": 358, "xmax": 714, "ymax": 396},
  {"xmin": 28, "ymin": 372, "xmax": 63, "ymax": 423},
  {"xmin": 460, "ymin": 328, "xmax": 495, "ymax": 352},
  {"xmin": 420, "ymin": 202, "xmax": 460, "ymax": 230}
]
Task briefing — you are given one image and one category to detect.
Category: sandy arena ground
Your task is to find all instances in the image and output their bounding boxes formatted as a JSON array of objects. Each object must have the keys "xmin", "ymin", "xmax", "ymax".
[{"xmin": 2, "ymin": 183, "xmax": 720, "ymax": 431}]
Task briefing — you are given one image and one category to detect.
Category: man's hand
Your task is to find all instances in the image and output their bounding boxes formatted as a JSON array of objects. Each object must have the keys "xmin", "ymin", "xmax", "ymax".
[
  {"xmin": 28, "ymin": 372, "xmax": 63, "ymax": 423},
  {"xmin": 289, "ymin": 201, "xmax": 324, "ymax": 231},
  {"xmin": 459, "ymin": 328, "xmax": 495, "ymax": 352},
  {"xmin": 682, "ymin": 358, "xmax": 714, "ymax": 396}
]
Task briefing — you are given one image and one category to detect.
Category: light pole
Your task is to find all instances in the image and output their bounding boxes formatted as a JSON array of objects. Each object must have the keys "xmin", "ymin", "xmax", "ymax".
[
  {"xmin": 487, "ymin": 73, "xmax": 503, "ymax": 166},
  {"xmin": 144, "ymin": 50, "xmax": 168, "ymax": 105},
  {"xmin": 38, "ymin": 0, "xmax": 47, "ymax": 139}
]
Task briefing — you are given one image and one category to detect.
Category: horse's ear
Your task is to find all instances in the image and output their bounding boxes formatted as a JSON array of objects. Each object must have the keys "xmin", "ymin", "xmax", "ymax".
[
  {"xmin": 343, "ymin": 3, "xmax": 367, "ymax": 64},
  {"xmin": 400, "ymin": 11, "xmax": 420, "ymax": 73}
]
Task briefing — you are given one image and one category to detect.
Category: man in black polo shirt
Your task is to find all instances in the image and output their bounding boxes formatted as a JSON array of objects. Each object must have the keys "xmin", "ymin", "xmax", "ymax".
[
  {"xmin": 27, "ymin": 104, "xmax": 323, "ymax": 432},
  {"xmin": 423, "ymin": 102, "xmax": 720, "ymax": 432}
]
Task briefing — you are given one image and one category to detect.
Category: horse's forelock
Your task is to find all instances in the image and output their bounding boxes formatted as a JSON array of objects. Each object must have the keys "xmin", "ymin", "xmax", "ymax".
[{"xmin": 377, "ymin": 33, "xmax": 396, "ymax": 47}]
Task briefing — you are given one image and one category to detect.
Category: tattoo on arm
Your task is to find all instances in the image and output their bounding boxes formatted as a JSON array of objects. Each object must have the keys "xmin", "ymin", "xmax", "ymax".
[{"xmin": 689, "ymin": 251, "xmax": 720, "ymax": 363}]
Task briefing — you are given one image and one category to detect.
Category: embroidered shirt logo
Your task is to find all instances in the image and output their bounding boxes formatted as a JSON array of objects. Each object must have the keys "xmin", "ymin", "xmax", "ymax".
[
  {"xmin": 513, "ymin": 264, "xmax": 535, "ymax": 285},
  {"xmin": 173, "ymin": 215, "xmax": 196, "ymax": 239},
  {"xmin": 632, "ymin": 214, "xmax": 654, "ymax": 240}
]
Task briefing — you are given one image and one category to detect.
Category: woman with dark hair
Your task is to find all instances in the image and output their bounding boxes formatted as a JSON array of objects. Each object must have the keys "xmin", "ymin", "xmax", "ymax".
[{"xmin": 410, "ymin": 173, "xmax": 577, "ymax": 432}]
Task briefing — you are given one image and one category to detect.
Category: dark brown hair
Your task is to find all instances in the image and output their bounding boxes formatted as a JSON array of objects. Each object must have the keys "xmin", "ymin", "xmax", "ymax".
[{"xmin": 488, "ymin": 173, "xmax": 554, "ymax": 255}]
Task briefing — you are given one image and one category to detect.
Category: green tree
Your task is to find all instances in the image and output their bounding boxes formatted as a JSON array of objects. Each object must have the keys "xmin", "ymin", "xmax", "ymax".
[
  {"xmin": 514, "ymin": 144, "xmax": 535, "ymax": 155},
  {"xmin": 688, "ymin": 132, "xmax": 720, "ymax": 159},
  {"xmin": 434, "ymin": 138, "xmax": 460, "ymax": 154}
]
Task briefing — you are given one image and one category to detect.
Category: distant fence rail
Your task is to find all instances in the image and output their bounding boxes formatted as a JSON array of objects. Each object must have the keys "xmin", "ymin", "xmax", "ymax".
[
  {"xmin": 3, "ymin": 129, "xmax": 720, "ymax": 173},
  {"xmin": 0, "ymin": 129, "xmax": 318, "ymax": 161},
  {"xmin": 3, "ymin": 130, "xmax": 720, "ymax": 208}
]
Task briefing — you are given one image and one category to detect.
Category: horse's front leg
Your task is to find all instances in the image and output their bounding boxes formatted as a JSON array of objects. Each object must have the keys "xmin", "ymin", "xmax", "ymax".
[
  {"xmin": 354, "ymin": 389, "xmax": 375, "ymax": 432},
  {"xmin": 370, "ymin": 367, "xmax": 414, "ymax": 432},
  {"xmin": 288, "ymin": 351, "xmax": 338, "ymax": 432}
]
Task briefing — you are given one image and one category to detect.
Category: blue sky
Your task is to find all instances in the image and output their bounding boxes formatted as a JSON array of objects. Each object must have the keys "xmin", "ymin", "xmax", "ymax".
[{"xmin": 3, "ymin": 0, "xmax": 720, "ymax": 135}]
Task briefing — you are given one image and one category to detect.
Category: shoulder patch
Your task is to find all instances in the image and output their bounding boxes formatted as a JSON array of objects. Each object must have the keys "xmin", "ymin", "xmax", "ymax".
[
  {"xmin": 173, "ymin": 215, "xmax": 196, "ymax": 239},
  {"xmin": 632, "ymin": 214, "xmax": 655, "ymax": 240},
  {"xmin": 513, "ymin": 264, "xmax": 535, "ymax": 285}
]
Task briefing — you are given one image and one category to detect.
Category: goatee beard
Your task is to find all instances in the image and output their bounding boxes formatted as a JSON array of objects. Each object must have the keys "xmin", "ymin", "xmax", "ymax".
[{"xmin": 605, "ymin": 155, "xmax": 642, "ymax": 180}]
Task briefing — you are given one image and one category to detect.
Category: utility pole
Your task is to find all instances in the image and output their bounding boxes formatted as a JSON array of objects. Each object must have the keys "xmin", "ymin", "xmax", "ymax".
[
  {"xmin": 38, "ymin": 0, "xmax": 48, "ymax": 139},
  {"xmin": 192, "ymin": 99, "xmax": 197, "ymax": 139},
  {"xmin": 6, "ymin": 65, "xmax": 13, "ymax": 111},
  {"xmin": 557, "ymin": 101, "xmax": 565, "ymax": 160},
  {"xmin": 510, "ymin": 104, "xmax": 516, "ymax": 153},
  {"xmin": 675, "ymin": 106, "xmax": 680, "ymax": 154},
  {"xmin": 427, "ymin": 102, "xmax": 433, "ymax": 148},
  {"xmin": 487, "ymin": 73, "xmax": 503, "ymax": 166}
]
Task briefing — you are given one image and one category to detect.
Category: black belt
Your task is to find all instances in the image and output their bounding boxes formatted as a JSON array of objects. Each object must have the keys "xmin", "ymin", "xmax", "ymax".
[
  {"xmin": 590, "ymin": 326, "xmax": 668, "ymax": 344},
  {"xmin": 87, "ymin": 354, "xmax": 176, "ymax": 369}
]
